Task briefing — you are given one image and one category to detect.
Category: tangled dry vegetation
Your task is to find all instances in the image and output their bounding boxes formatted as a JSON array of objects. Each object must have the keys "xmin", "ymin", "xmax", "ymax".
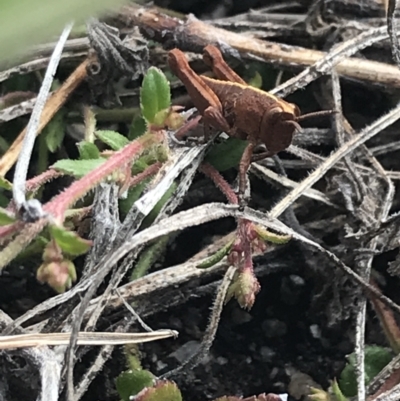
[{"xmin": 3, "ymin": 1, "xmax": 400, "ymax": 401}]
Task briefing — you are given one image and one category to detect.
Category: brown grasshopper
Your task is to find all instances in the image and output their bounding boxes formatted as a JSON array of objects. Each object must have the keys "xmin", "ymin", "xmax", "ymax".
[{"xmin": 168, "ymin": 45, "xmax": 329, "ymax": 198}]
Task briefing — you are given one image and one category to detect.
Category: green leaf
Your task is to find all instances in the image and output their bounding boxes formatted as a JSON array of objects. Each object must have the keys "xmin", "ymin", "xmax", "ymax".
[
  {"xmin": 248, "ymin": 71, "xmax": 263, "ymax": 89},
  {"xmin": 15, "ymin": 236, "xmax": 49, "ymax": 261},
  {"xmin": 77, "ymin": 141, "xmax": 101, "ymax": 160},
  {"xmin": 141, "ymin": 182, "xmax": 177, "ymax": 229},
  {"xmin": 43, "ymin": 107, "xmax": 65, "ymax": 153},
  {"xmin": 129, "ymin": 116, "xmax": 147, "ymax": 140},
  {"xmin": 0, "ymin": 177, "xmax": 12, "ymax": 190},
  {"xmin": 338, "ymin": 345, "xmax": 393, "ymax": 397},
  {"xmin": 136, "ymin": 381, "xmax": 182, "ymax": 401},
  {"xmin": 0, "ymin": 207, "xmax": 16, "ymax": 225},
  {"xmin": 52, "ymin": 158, "xmax": 105, "ymax": 177},
  {"xmin": 0, "ymin": 194, "xmax": 10, "ymax": 208},
  {"xmin": 331, "ymin": 379, "xmax": 348, "ymax": 401},
  {"xmin": 197, "ymin": 239, "xmax": 234, "ymax": 269},
  {"xmin": 49, "ymin": 225, "xmax": 92, "ymax": 256},
  {"xmin": 253, "ymin": 226, "xmax": 292, "ymax": 244},
  {"xmin": 116, "ymin": 369, "xmax": 155, "ymax": 401},
  {"xmin": 0, "ymin": 0, "xmax": 126, "ymax": 64},
  {"xmin": 119, "ymin": 180, "xmax": 149, "ymax": 218},
  {"xmin": 205, "ymin": 138, "xmax": 247, "ymax": 172},
  {"xmin": 140, "ymin": 67, "xmax": 171, "ymax": 124},
  {"xmin": 0, "ymin": 136, "xmax": 9, "ymax": 153},
  {"xmin": 131, "ymin": 236, "xmax": 170, "ymax": 280},
  {"xmin": 153, "ymin": 109, "xmax": 170, "ymax": 127},
  {"xmin": 95, "ymin": 130, "xmax": 129, "ymax": 150}
]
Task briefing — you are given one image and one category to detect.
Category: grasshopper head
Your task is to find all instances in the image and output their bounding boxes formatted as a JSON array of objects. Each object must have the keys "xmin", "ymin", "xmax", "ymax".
[{"xmin": 260, "ymin": 107, "xmax": 300, "ymax": 155}]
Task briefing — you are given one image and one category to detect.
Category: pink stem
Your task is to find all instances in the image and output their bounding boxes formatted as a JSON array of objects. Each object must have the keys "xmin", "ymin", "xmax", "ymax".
[
  {"xmin": 200, "ymin": 162, "xmax": 238, "ymax": 204},
  {"xmin": 44, "ymin": 132, "xmax": 164, "ymax": 222}
]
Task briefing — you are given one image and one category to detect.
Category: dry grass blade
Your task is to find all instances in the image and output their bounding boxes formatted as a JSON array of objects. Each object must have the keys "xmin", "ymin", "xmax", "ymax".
[
  {"xmin": 250, "ymin": 163, "xmax": 339, "ymax": 209},
  {"xmin": 12, "ymin": 22, "xmax": 73, "ymax": 211},
  {"xmin": 387, "ymin": 0, "xmax": 400, "ymax": 68},
  {"xmin": 0, "ymin": 329, "xmax": 178, "ymax": 349},
  {"xmin": 272, "ymin": 25, "xmax": 391, "ymax": 98}
]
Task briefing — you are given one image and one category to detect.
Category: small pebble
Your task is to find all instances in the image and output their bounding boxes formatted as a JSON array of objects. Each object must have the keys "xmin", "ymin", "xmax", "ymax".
[
  {"xmin": 280, "ymin": 275, "xmax": 305, "ymax": 305},
  {"xmin": 260, "ymin": 346, "xmax": 276, "ymax": 362},
  {"xmin": 270, "ymin": 367, "xmax": 279, "ymax": 380},
  {"xmin": 216, "ymin": 356, "xmax": 228, "ymax": 365},
  {"xmin": 262, "ymin": 319, "xmax": 287, "ymax": 338},
  {"xmin": 310, "ymin": 324, "xmax": 321, "ymax": 339},
  {"xmin": 156, "ymin": 360, "xmax": 168, "ymax": 371},
  {"xmin": 289, "ymin": 275, "xmax": 305, "ymax": 287}
]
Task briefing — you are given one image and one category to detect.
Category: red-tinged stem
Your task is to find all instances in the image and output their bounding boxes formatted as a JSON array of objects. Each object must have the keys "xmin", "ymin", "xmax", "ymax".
[
  {"xmin": 243, "ymin": 242, "xmax": 253, "ymax": 272},
  {"xmin": 128, "ymin": 162, "xmax": 162, "ymax": 188},
  {"xmin": 0, "ymin": 221, "xmax": 24, "ymax": 243},
  {"xmin": 44, "ymin": 132, "xmax": 164, "ymax": 222},
  {"xmin": 4, "ymin": 169, "xmax": 63, "ymax": 213},
  {"xmin": 369, "ymin": 368, "xmax": 400, "ymax": 400},
  {"xmin": 175, "ymin": 114, "xmax": 202, "ymax": 140},
  {"xmin": 369, "ymin": 278, "xmax": 400, "ymax": 353},
  {"xmin": 200, "ymin": 162, "xmax": 238, "ymax": 204},
  {"xmin": 26, "ymin": 169, "xmax": 63, "ymax": 193}
]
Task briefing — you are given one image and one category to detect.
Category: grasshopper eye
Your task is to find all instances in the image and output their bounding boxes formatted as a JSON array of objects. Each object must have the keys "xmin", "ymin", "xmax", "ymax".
[{"xmin": 259, "ymin": 108, "xmax": 297, "ymax": 154}]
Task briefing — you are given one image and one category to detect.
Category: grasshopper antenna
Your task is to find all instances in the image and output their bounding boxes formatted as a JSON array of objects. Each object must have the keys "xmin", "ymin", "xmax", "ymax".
[{"xmin": 296, "ymin": 109, "xmax": 337, "ymax": 122}]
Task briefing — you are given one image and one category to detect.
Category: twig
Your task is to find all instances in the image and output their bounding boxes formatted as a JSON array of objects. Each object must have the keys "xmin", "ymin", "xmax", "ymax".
[
  {"xmin": 0, "ymin": 52, "xmax": 86, "ymax": 85},
  {"xmin": 355, "ymin": 294, "xmax": 368, "ymax": 401},
  {"xmin": 0, "ymin": 97, "xmax": 36, "ymax": 123},
  {"xmin": 115, "ymin": 288, "xmax": 153, "ymax": 332},
  {"xmin": 373, "ymin": 382, "xmax": 400, "ymax": 401},
  {"xmin": 116, "ymin": 5, "xmax": 400, "ymax": 90},
  {"xmin": 74, "ymin": 344, "xmax": 114, "ymax": 401},
  {"xmin": 387, "ymin": 0, "xmax": 400, "ymax": 68}
]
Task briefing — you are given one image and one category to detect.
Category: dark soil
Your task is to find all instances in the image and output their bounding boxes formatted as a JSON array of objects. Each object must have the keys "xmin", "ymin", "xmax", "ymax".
[{"xmin": 1, "ymin": 1, "xmax": 400, "ymax": 401}]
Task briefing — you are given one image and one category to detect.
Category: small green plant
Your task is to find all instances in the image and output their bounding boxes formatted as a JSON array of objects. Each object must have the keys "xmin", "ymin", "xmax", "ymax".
[
  {"xmin": 198, "ymin": 163, "xmax": 292, "ymax": 308},
  {"xmin": 307, "ymin": 345, "xmax": 394, "ymax": 401},
  {"xmin": 0, "ymin": 66, "xmax": 174, "ymax": 292},
  {"xmin": 116, "ymin": 369, "xmax": 155, "ymax": 401},
  {"xmin": 338, "ymin": 345, "xmax": 393, "ymax": 397},
  {"xmin": 116, "ymin": 375, "xmax": 282, "ymax": 401}
]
